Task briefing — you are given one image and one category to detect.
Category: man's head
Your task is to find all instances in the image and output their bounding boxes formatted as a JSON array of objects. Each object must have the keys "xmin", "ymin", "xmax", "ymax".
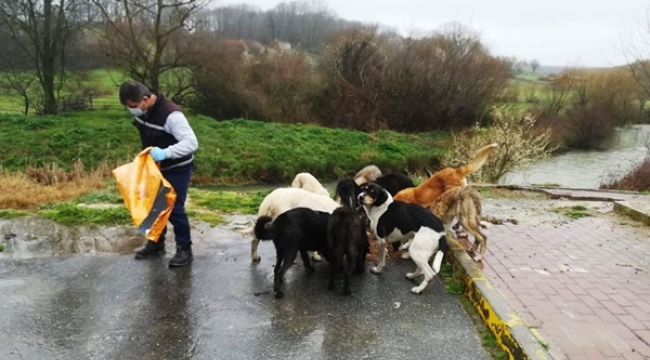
[{"xmin": 119, "ymin": 80, "xmax": 154, "ymax": 116}]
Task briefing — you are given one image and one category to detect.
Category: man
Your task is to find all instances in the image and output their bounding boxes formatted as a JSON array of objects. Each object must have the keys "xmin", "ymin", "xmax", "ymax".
[{"xmin": 119, "ymin": 80, "xmax": 199, "ymax": 267}]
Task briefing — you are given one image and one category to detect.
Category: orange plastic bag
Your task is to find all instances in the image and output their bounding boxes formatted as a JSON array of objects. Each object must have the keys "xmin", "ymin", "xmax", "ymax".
[{"xmin": 112, "ymin": 147, "xmax": 177, "ymax": 242}]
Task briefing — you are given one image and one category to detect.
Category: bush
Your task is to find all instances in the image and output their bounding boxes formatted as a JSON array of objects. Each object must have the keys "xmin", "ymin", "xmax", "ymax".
[
  {"xmin": 600, "ymin": 158, "xmax": 650, "ymax": 191},
  {"xmin": 538, "ymin": 68, "xmax": 647, "ymax": 150},
  {"xmin": 441, "ymin": 106, "xmax": 556, "ymax": 183}
]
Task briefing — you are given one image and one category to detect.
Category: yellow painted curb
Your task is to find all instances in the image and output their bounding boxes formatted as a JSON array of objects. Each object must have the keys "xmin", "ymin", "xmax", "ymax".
[{"xmin": 449, "ymin": 249, "xmax": 556, "ymax": 360}]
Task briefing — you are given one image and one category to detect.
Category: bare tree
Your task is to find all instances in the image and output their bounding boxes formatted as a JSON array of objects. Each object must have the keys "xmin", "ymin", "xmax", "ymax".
[
  {"xmin": 0, "ymin": 71, "xmax": 38, "ymax": 115},
  {"xmin": 0, "ymin": 0, "xmax": 83, "ymax": 114},
  {"xmin": 530, "ymin": 59, "xmax": 540, "ymax": 73},
  {"xmin": 90, "ymin": 0, "xmax": 211, "ymax": 92},
  {"xmin": 624, "ymin": 7, "xmax": 650, "ymax": 97}
]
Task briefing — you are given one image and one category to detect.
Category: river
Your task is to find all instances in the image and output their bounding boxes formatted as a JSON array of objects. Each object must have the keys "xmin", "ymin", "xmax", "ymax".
[{"xmin": 500, "ymin": 124, "xmax": 650, "ymax": 189}]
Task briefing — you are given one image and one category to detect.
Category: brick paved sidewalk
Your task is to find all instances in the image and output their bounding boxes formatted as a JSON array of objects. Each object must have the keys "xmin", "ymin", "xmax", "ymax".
[{"xmin": 481, "ymin": 215, "xmax": 650, "ymax": 360}]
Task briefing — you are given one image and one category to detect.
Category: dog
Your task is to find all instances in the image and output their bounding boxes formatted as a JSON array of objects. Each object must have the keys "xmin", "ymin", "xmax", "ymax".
[
  {"xmin": 354, "ymin": 165, "xmax": 415, "ymax": 196},
  {"xmin": 291, "ymin": 172, "xmax": 330, "ymax": 197},
  {"xmin": 327, "ymin": 178, "xmax": 369, "ymax": 295},
  {"xmin": 427, "ymin": 186, "xmax": 487, "ymax": 261},
  {"xmin": 254, "ymin": 207, "xmax": 331, "ymax": 299},
  {"xmin": 240, "ymin": 187, "xmax": 339, "ymax": 262},
  {"xmin": 393, "ymin": 143, "xmax": 498, "ymax": 206},
  {"xmin": 358, "ymin": 182, "xmax": 449, "ymax": 294}
]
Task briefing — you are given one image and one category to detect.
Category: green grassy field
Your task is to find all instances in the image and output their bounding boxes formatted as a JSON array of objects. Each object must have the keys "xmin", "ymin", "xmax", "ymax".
[{"xmin": 0, "ymin": 109, "xmax": 448, "ymax": 185}]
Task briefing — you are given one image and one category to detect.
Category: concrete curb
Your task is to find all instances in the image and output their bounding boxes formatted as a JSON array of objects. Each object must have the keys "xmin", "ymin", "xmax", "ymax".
[
  {"xmin": 448, "ymin": 249, "xmax": 556, "ymax": 360},
  {"xmin": 614, "ymin": 201, "xmax": 650, "ymax": 226}
]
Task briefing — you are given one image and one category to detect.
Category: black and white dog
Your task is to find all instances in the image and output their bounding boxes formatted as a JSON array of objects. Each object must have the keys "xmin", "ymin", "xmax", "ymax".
[{"xmin": 357, "ymin": 183, "xmax": 449, "ymax": 294}]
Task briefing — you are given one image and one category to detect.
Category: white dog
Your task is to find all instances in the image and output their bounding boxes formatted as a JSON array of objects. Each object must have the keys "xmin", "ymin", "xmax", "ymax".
[
  {"xmin": 291, "ymin": 172, "xmax": 330, "ymax": 197},
  {"xmin": 240, "ymin": 187, "xmax": 340, "ymax": 262}
]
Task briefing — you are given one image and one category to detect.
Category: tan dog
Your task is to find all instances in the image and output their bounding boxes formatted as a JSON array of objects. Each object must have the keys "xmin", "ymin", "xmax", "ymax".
[
  {"xmin": 427, "ymin": 186, "xmax": 487, "ymax": 261},
  {"xmin": 393, "ymin": 143, "xmax": 497, "ymax": 206},
  {"xmin": 354, "ymin": 165, "xmax": 382, "ymax": 185}
]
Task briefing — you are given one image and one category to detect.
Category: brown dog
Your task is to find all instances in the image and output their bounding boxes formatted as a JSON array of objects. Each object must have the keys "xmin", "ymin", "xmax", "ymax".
[
  {"xmin": 427, "ymin": 186, "xmax": 487, "ymax": 261},
  {"xmin": 393, "ymin": 143, "xmax": 497, "ymax": 206}
]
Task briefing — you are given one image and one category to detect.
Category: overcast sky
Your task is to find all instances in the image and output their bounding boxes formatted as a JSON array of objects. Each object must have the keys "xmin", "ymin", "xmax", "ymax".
[{"xmin": 215, "ymin": 0, "xmax": 650, "ymax": 68}]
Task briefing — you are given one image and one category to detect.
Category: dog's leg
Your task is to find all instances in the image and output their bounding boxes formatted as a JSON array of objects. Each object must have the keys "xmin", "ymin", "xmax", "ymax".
[
  {"xmin": 398, "ymin": 239, "xmax": 412, "ymax": 251},
  {"xmin": 343, "ymin": 264, "xmax": 352, "ymax": 296},
  {"xmin": 399, "ymin": 235, "xmax": 415, "ymax": 259},
  {"xmin": 406, "ymin": 265, "xmax": 423, "ymax": 279},
  {"xmin": 327, "ymin": 256, "xmax": 339, "ymax": 291},
  {"xmin": 408, "ymin": 243, "xmax": 437, "ymax": 294},
  {"xmin": 308, "ymin": 250, "xmax": 322, "ymax": 262},
  {"xmin": 251, "ymin": 237, "xmax": 262, "ymax": 263},
  {"xmin": 371, "ymin": 239, "xmax": 387, "ymax": 274},
  {"xmin": 274, "ymin": 248, "xmax": 284, "ymax": 280},
  {"xmin": 299, "ymin": 249, "xmax": 315, "ymax": 274},
  {"xmin": 274, "ymin": 250, "xmax": 297, "ymax": 299}
]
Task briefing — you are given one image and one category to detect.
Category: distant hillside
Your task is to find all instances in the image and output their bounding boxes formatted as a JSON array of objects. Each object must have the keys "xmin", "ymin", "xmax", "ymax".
[{"xmin": 521, "ymin": 64, "xmax": 623, "ymax": 76}]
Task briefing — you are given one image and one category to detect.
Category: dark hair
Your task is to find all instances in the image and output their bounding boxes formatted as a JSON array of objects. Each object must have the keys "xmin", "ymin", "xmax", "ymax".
[{"xmin": 118, "ymin": 80, "xmax": 151, "ymax": 105}]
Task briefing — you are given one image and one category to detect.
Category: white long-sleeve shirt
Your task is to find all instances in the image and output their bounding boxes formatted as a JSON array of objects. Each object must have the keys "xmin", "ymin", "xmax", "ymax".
[{"xmin": 161, "ymin": 111, "xmax": 199, "ymax": 159}]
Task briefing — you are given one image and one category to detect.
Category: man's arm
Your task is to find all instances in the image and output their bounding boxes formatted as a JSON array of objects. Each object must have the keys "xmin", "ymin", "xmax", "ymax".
[{"xmin": 163, "ymin": 111, "xmax": 199, "ymax": 159}]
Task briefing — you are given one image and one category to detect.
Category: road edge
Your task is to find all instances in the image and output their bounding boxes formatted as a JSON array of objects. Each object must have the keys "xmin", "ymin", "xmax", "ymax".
[{"xmin": 449, "ymin": 249, "xmax": 556, "ymax": 360}]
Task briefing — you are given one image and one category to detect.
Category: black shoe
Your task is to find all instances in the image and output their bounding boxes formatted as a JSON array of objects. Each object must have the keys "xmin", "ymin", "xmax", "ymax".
[
  {"xmin": 134, "ymin": 240, "xmax": 166, "ymax": 259},
  {"xmin": 169, "ymin": 245, "xmax": 193, "ymax": 267}
]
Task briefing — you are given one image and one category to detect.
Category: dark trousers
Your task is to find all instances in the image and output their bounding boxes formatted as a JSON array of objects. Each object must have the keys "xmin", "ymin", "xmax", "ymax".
[{"xmin": 159, "ymin": 163, "xmax": 193, "ymax": 247}]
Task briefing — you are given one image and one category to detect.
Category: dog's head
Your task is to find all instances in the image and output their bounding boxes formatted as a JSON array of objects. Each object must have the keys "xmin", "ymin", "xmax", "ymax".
[
  {"xmin": 357, "ymin": 182, "xmax": 390, "ymax": 207},
  {"xmin": 335, "ymin": 178, "xmax": 362, "ymax": 209}
]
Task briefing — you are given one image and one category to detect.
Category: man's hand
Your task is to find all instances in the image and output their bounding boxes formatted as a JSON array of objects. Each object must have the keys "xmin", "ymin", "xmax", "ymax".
[{"xmin": 149, "ymin": 147, "xmax": 168, "ymax": 162}]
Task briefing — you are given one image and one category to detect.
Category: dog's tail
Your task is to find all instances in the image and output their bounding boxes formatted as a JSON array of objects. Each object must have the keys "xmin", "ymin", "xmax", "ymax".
[
  {"xmin": 433, "ymin": 234, "xmax": 450, "ymax": 274},
  {"xmin": 254, "ymin": 216, "xmax": 275, "ymax": 241},
  {"xmin": 457, "ymin": 143, "xmax": 498, "ymax": 178}
]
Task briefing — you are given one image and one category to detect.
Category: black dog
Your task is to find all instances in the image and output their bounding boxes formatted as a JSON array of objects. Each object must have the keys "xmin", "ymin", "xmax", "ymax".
[
  {"xmin": 254, "ymin": 208, "xmax": 331, "ymax": 298},
  {"xmin": 373, "ymin": 173, "xmax": 414, "ymax": 196},
  {"xmin": 327, "ymin": 178, "xmax": 369, "ymax": 295}
]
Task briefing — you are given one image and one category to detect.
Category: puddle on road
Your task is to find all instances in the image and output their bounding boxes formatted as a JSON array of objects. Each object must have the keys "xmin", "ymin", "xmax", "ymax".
[
  {"xmin": 0, "ymin": 214, "xmax": 254, "ymax": 260},
  {"xmin": 0, "ymin": 216, "xmax": 143, "ymax": 259}
]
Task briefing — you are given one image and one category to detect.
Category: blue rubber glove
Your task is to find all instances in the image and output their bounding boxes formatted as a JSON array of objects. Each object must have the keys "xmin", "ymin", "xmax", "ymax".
[{"xmin": 149, "ymin": 147, "xmax": 168, "ymax": 162}]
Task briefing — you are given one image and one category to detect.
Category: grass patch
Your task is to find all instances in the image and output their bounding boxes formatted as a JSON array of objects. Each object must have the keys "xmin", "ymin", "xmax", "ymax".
[
  {"xmin": 0, "ymin": 209, "xmax": 30, "ymax": 219},
  {"xmin": 73, "ymin": 188, "xmax": 123, "ymax": 205},
  {"xmin": 531, "ymin": 182, "xmax": 561, "ymax": 187},
  {"xmin": 188, "ymin": 188, "xmax": 270, "ymax": 215},
  {"xmin": 551, "ymin": 205, "xmax": 591, "ymax": 219},
  {"xmin": 189, "ymin": 211, "xmax": 228, "ymax": 227},
  {"xmin": 38, "ymin": 202, "xmax": 131, "ymax": 226},
  {"xmin": 440, "ymin": 262, "xmax": 467, "ymax": 295},
  {"xmin": 0, "ymin": 244, "xmax": 4, "ymax": 252}
]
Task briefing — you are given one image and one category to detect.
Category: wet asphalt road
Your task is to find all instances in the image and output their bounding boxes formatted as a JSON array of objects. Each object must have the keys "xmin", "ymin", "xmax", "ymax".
[{"xmin": 0, "ymin": 227, "xmax": 492, "ymax": 360}]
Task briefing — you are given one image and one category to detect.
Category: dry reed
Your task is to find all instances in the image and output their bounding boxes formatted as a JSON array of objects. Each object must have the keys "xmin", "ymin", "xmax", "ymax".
[{"xmin": 0, "ymin": 160, "xmax": 110, "ymax": 209}]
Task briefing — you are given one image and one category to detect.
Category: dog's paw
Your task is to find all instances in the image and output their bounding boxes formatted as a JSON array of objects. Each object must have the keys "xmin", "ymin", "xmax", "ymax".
[
  {"xmin": 343, "ymin": 289, "xmax": 352, "ymax": 296},
  {"xmin": 327, "ymin": 283, "xmax": 335, "ymax": 291},
  {"xmin": 401, "ymin": 252, "xmax": 411, "ymax": 259},
  {"xmin": 310, "ymin": 252, "xmax": 322, "ymax": 262},
  {"xmin": 274, "ymin": 291, "xmax": 284, "ymax": 299},
  {"xmin": 411, "ymin": 287, "xmax": 424, "ymax": 294},
  {"xmin": 251, "ymin": 255, "xmax": 262, "ymax": 263},
  {"xmin": 370, "ymin": 266, "xmax": 382, "ymax": 274},
  {"xmin": 406, "ymin": 272, "xmax": 417, "ymax": 279}
]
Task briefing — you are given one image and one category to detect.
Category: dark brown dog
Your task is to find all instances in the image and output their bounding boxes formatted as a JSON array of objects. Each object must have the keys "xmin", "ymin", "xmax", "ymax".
[{"xmin": 327, "ymin": 178, "xmax": 369, "ymax": 295}]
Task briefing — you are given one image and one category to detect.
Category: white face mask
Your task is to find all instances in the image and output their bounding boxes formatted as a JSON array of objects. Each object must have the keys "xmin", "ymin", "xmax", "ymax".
[{"xmin": 128, "ymin": 107, "xmax": 144, "ymax": 116}]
